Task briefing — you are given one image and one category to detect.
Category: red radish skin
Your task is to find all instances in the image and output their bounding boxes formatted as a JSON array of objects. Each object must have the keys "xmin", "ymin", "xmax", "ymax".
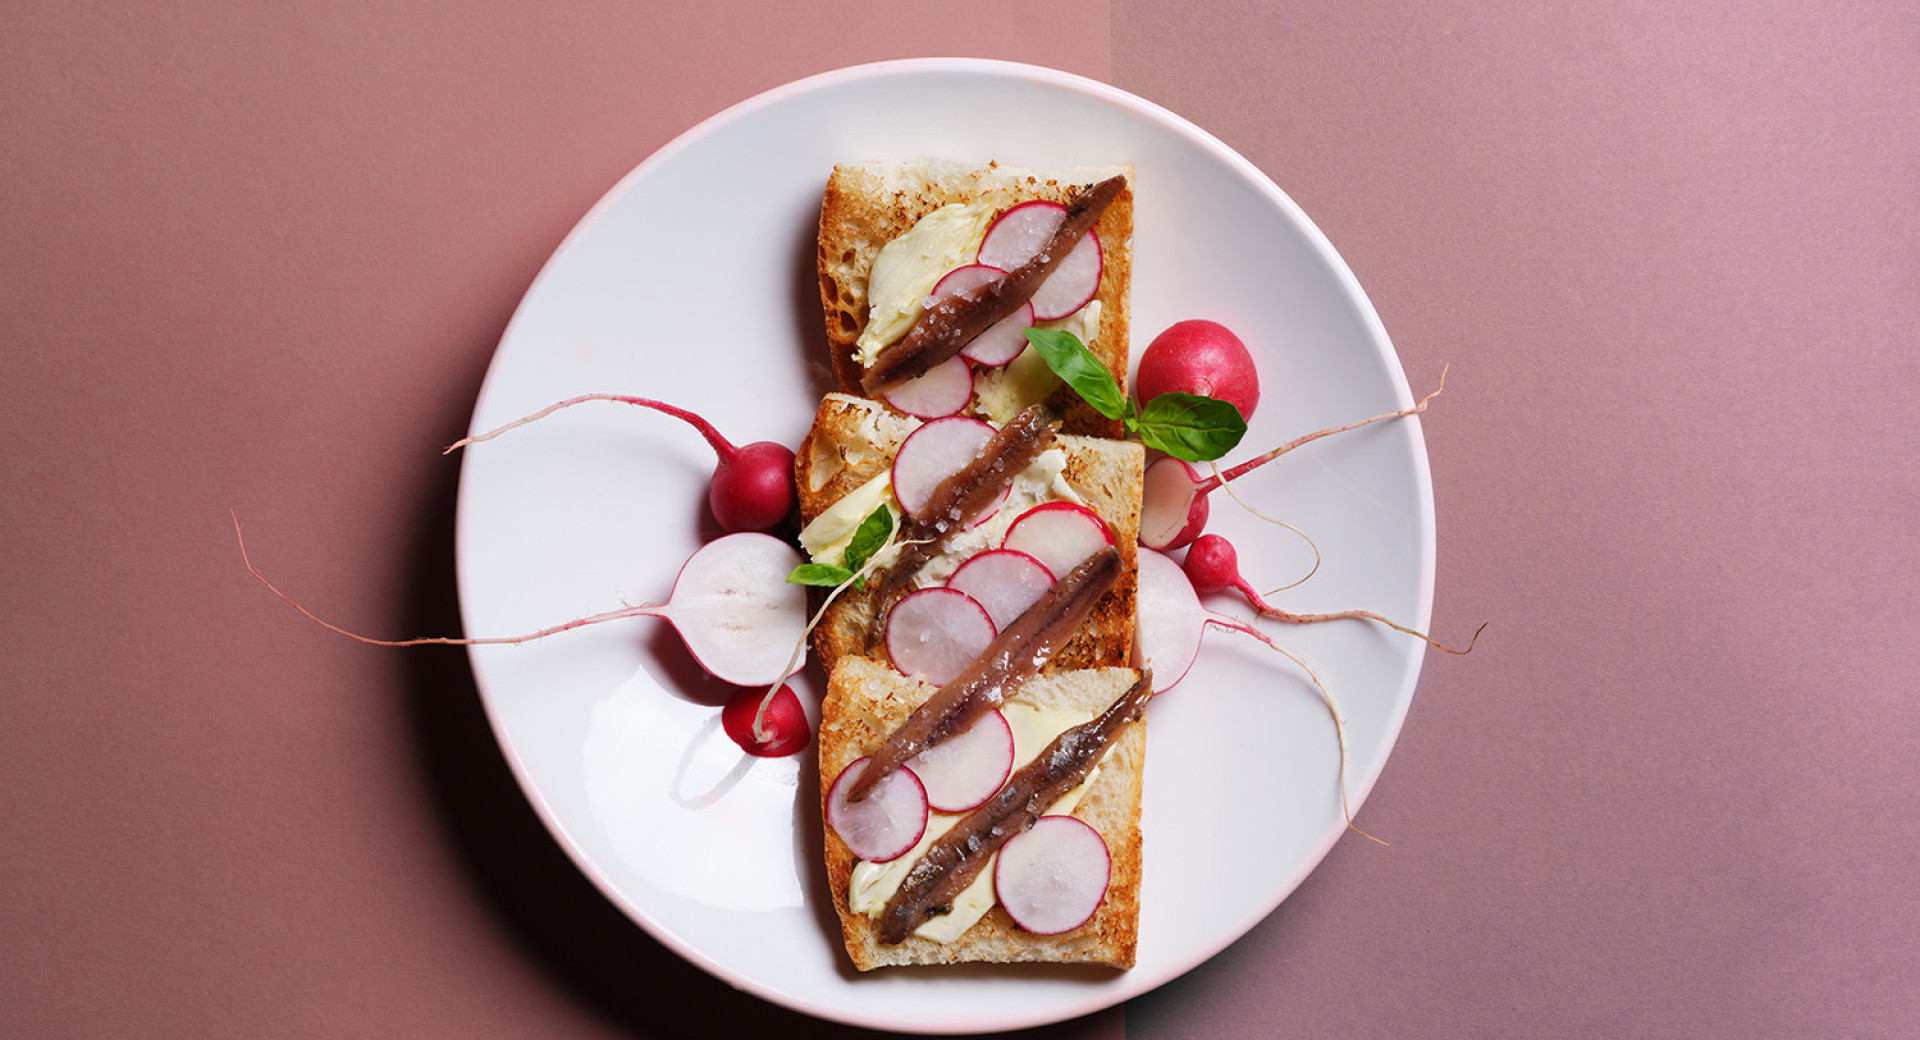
[
  {"xmin": 721, "ymin": 683, "xmax": 809, "ymax": 757},
  {"xmin": 994, "ymin": 815, "xmax": 1111, "ymax": 935},
  {"xmin": 885, "ymin": 587, "xmax": 998, "ymax": 686},
  {"xmin": 945, "ymin": 549, "xmax": 1055, "ymax": 629},
  {"xmin": 1136, "ymin": 320, "xmax": 1261, "ymax": 422},
  {"xmin": 446, "ymin": 393, "xmax": 797, "ymax": 534},
  {"xmin": 903, "ymin": 709, "xmax": 1016, "ymax": 812},
  {"xmin": 826, "ymin": 758, "xmax": 930, "ymax": 863},
  {"xmin": 237, "ymin": 518, "xmax": 809, "ymax": 688},
  {"xmin": 1184, "ymin": 534, "xmax": 1484, "ymax": 655},
  {"xmin": 1000, "ymin": 501, "xmax": 1115, "ymax": 580}
]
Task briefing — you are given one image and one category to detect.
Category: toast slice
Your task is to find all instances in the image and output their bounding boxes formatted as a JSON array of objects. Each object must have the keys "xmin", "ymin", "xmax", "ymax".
[
  {"xmin": 819, "ymin": 657, "xmax": 1145, "ymax": 970},
  {"xmin": 794, "ymin": 393, "xmax": 1143, "ymax": 678},
  {"xmin": 816, "ymin": 160, "xmax": 1135, "ymax": 438}
]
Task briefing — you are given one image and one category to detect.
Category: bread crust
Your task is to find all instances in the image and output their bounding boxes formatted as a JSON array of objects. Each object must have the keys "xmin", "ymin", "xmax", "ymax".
[
  {"xmin": 819, "ymin": 658, "xmax": 1144, "ymax": 970},
  {"xmin": 817, "ymin": 160, "xmax": 1134, "ymax": 438}
]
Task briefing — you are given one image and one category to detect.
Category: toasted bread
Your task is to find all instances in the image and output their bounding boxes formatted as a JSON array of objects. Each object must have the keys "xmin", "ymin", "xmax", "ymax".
[
  {"xmin": 816, "ymin": 160, "xmax": 1135, "ymax": 438},
  {"xmin": 819, "ymin": 657, "xmax": 1145, "ymax": 970},
  {"xmin": 794, "ymin": 393, "xmax": 1143, "ymax": 678}
]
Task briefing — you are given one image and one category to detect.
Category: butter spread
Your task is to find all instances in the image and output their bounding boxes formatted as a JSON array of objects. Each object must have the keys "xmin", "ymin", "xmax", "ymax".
[
  {"xmin": 972, "ymin": 300, "xmax": 1101, "ymax": 423},
  {"xmin": 856, "ymin": 201, "xmax": 997, "ymax": 366},
  {"xmin": 798, "ymin": 471, "xmax": 898, "ymax": 567},
  {"xmin": 848, "ymin": 702, "xmax": 1106, "ymax": 941}
]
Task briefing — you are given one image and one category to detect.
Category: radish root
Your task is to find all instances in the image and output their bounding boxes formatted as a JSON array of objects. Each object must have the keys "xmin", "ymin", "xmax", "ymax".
[
  {"xmin": 445, "ymin": 393, "xmax": 739, "ymax": 458},
  {"xmin": 1202, "ymin": 364, "xmax": 1449, "ymax": 494},
  {"xmin": 1205, "ymin": 459, "xmax": 1323, "ymax": 592}
]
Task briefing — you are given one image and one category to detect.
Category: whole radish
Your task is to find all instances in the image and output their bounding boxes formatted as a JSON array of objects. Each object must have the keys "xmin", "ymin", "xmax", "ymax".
[
  {"xmin": 448, "ymin": 393, "xmax": 797, "ymax": 534},
  {"xmin": 1183, "ymin": 533, "xmax": 1483, "ymax": 655},
  {"xmin": 722, "ymin": 684, "xmax": 810, "ymax": 757},
  {"xmin": 1135, "ymin": 320, "xmax": 1260, "ymax": 422}
]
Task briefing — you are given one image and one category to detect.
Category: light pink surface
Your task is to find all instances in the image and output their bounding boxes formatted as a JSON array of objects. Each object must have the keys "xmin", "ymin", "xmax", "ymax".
[{"xmin": 4, "ymin": 2, "xmax": 1915, "ymax": 1038}]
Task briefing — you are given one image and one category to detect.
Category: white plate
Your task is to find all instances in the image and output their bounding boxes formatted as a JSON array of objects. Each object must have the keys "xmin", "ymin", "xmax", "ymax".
[{"xmin": 455, "ymin": 58, "xmax": 1432, "ymax": 1034}]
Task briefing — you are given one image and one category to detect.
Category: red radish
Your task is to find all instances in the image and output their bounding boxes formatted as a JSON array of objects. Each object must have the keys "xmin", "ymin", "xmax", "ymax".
[
  {"xmin": 1139, "ymin": 456, "xmax": 1212, "ymax": 550},
  {"xmin": 903, "ymin": 709, "xmax": 1015, "ymax": 812},
  {"xmin": 1132, "ymin": 547, "xmax": 1379, "ymax": 842},
  {"xmin": 928, "ymin": 265, "xmax": 1033, "ymax": 366},
  {"xmin": 882, "ymin": 354, "xmax": 973, "ymax": 419},
  {"xmin": 944, "ymin": 548, "xmax": 1055, "ymax": 629},
  {"xmin": 721, "ymin": 683, "xmax": 809, "ymax": 757},
  {"xmin": 994, "ymin": 815, "xmax": 1111, "ymax": 935},
  {"xmin": 826, "ymin": 758, "xmax": 929, "ymax": 863},
  {"xmin": 1136, "ymin": 320, "xmax": 1261, "ymax": 422},
  {"xmin": 236, "ymin": 519, "xmax": 809, "ymax": 688},
  {"xmin": 1137, "ymin": 370, "xmax": 1450, "ymax": 550},
  {"xmin": 1184, "ymin": 534, "xmax": 1484, "ymax": 655},
  {"xmin": 446, "ymin": 393, "xmax": 797, "ymax": 534},
  {"xmin": 890, "ymin": 416, "xmax": 1007, "ymax": 522},
  {"xmin": 885, "ymin": 587, "xmax": 997, "ymax": 685},
  {"xmin": 977, "ymin": 200, "xmax": 1103, "ymax": 321},
  {"xmin": 1000, "ymin": 501, "xmax": 1114, "ymax": 581}
]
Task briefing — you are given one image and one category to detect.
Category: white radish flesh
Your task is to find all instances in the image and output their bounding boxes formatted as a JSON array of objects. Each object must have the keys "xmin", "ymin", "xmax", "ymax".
[
  {"xmin": 826, "ymin": 758, "xmax": 929, "ymax": 863},
  {"xmin": 976, "ymin": 200, "xmax": 1102, "ymax": 321},
  {"xmin": 1000, "ymin": 502, "xmax": 1114, "ymax": 581},
  {"xmin": 654, "ymin": 533, "xmax": 812, "ymax": 687},
  {"xmin": 890, "ymin": 416, "xmax": 1005, "ymax": 522},
  {"xmin": 1134, "ymin": 547, "xmax": 1205, "ymax": 693},
  {"xmin": 929, "ymin": 265, "xmax": 1034, "ymax": 367},
  {"xmin": 885, "ymin": 587, "xmax": 997, "ymax": 686},
  {"xmin": 944, "ymin": 548, "xmax": 1055, "ymax": 629},
  {"xmin": 1139, "ymin": 455, "xmax": 1210, "ymax": 551},
  {"xmin": 994, "ymin": 815, "xmax": 1111, "ymax": 935},
  {"xmin": 882, "ymin": 354, "xmax": 973, "ymax": 419},
  {"xmin": 904, "ymin": 709, "xmax": 1015, "ymax": 812}
]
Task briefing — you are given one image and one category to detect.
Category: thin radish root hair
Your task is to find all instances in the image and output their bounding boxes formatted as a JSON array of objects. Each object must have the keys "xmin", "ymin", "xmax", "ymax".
[
  {"xmin": 1204, "ymin": 459, "xmax": 1322, "ymax": 591},
  {"xmin": 445, "ymin": 393, "xmax": 737, "ymax": 458}
]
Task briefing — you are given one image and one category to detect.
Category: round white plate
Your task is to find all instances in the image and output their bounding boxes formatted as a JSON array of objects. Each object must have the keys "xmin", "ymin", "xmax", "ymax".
[{"xmin": 455, "ymin": 58, "xmax": 1432, "ymax": 1034}]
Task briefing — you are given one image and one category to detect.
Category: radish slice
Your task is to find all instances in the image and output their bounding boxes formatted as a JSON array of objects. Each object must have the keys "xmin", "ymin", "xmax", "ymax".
[
  {"xmin": 826, "ymin": 758, "xmax": 929, "ymax": 863},
  {"xmin": 929, "ymin": 265, "xmax": 1034, "ymax": 367},
  {"xmin": 945, "ymin": 548, "xmax": 1055, "ymax": 629},
  {"xmin": 994, "ymin": 815, "xmax": 1111, "ymax": 935},
  {"xmin": 904, "ymin": 709, "xmax": 1015, "ymax": 812},
  {"xmin": 1001, "ymin": 501, "xmax": 1115, "ymax": 580},
  {"xmin": 890, "ymin": 416, "xmax": 1007, "ymax": 523},
  {"xmin": 1139, "ymin": 455, "xmax": 1209, "ymax": 550},
  {"xmin": 882, "ymin": 354, "xmax": 973, "ymax": 418},
  {"xmin": 885, "ymin": 587, "xmax": 997, "ymax": 686},
  {"xmin": 1134, "ymin": 548, "xmax": 1204, "ymax": 692},
  {"xmin": 657, "ymin": 533, "xmax": 810, "ymax": 687},
  {"xmin": 977, "ymin": 201, "xmax": 1103, "ymax": 321}
]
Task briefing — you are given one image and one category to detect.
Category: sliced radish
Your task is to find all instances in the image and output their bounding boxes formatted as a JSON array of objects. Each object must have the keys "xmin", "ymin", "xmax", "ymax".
[
  {"xmin": 826, "ymin": 758, "xmax": 929, "ymax": 863},
  {"xmin": 1134, "ymin": 548, "xmax": 1204, "ymax": 692},
  {"xmin": 653, "ymin": 533, "xmax": 810, "ymax": 687},
  {"xmin": 885, "ymin": 587, "xmax": 997, "ymax": 686},
  {"xmin": 977, "ymin": 200, "xmax": 1103, "ymax": 321},
  {"xmin": 1139, "ymin": 455, "xmax": 1210, "ymax": 551},
  {"xmin": 994, "ymin": 815, "xmax": 1111, "ymax": 935},
  {"xmin": 890, "ymin": 416, "xmax": 1006, "ymax": 522},
  {"xmin": 1001, "ymin": 501, "xmax": 1115, "ymax": 580},
  {"xmin": 881, "ymin": 354, "xmax": 973, "ymax": 419},
  {"xmin": 945, "ymin": 548, "xmax": 1055, "ymax": 629},
  {"xmin": 929, "ymin": 265, "xmax": 1034, "ymax": 367},
  {"xmin": 904, "ymin": 708, "xmax": 1015, "ymax": 812}
]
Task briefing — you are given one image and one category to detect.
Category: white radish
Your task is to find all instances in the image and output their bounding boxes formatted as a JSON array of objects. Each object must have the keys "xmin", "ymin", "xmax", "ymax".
[
  {"xmin": 944, "ymin": 548, "xmax": 1055, "ymax": 629},
  {"xmin": 904, "ymin": 709, "xmax": 1015, "ymax": 812},
  {"xmin": 882, "ymin": 354, "xmax": 973, "ymax": 419},
  {"xmin": 994, "ymin": 815, "xmax": 1111, "ymax": 935},
  {"xmin": 1000, "ymin": 502, "xmax": 1114, "ymax": 580},
  {"xmin": 1139, "ymin": 455, "xmax": 1211, "ymax": 551},
  {"xmin": 890, "ymin": 416, "xmax": 1007, "ymax": 523},
  {"xmin": 977, "ymin": 200, "xmax": 1103, "ymax": 321},
  {"xmin": 928, "ymin": 265, "xmax": 1034, "ymax": 367},
  {"xmin": 885, "ymin": 587, "xmax": 997, "ymax": 686},
  {"xmin": 237, "ymin": 520, "xmax": 808, "ymax": 689},
  {"xmin": 826, "ymin": 758, "xmax": 929, "ymax": 863}
]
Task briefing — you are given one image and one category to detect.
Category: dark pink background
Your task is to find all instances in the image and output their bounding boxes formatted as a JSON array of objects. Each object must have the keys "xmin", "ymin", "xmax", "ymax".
[{"xmin": 5, "ymin": 3, "xmax": 1913, "ymax": 1038}]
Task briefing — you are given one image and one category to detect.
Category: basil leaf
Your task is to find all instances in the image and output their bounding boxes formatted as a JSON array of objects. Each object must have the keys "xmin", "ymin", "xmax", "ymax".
[
  {"xmin": 1023, "ymin": 328, "xmax": 1129, "ymax": 421},
  {"xmin": 841, "ymin": 506, "xmax": 895, "ymax": 574},
  {"xmin": 786, "ymin": 562, "xmax": 853, "ymax": 587},
  {"xmin": 1133, "ymin": 392, "xmax": 1248, "ymax": 462}
]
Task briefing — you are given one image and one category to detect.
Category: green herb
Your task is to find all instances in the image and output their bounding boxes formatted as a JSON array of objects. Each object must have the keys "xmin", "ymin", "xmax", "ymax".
[
  {"xmin": 785, "ymin": 506, "xmax": 895, "ymax": 590},
  {"xmin": 1022, "ymin": 328, "xmax": 1248, "ymax": 462}
]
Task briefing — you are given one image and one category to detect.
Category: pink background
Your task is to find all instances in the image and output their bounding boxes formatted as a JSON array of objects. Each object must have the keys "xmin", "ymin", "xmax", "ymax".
[{"xmin": 4, "ymin": 3, "xmax": 1914, "ymax": 1037}]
